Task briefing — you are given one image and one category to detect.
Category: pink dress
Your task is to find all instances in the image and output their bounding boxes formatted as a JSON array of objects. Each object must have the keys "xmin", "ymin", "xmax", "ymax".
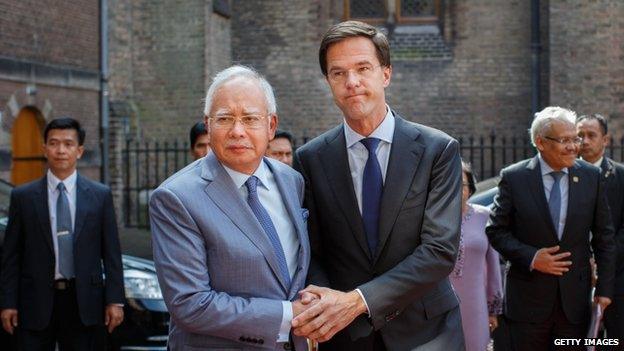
[{"xmin": 450, "ymin": 204, "xmax": 503, "ymax": 351}]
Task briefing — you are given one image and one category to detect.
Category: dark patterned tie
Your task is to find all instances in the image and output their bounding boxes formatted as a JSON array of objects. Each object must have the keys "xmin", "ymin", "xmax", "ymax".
[
  {"xmin": 56, "ymin": 182, "xmax": 75, "ymax": 278},
  {"xmin": 361, "ymin": 138, "xmax": 383, "ymax": 257},
  {"xmin": 549, "ymin": 171, "xmax": 564, "ymax": 239},
  {"xmin": 245, "ymin": 176, "xmax": 291, "ymax": 286}
]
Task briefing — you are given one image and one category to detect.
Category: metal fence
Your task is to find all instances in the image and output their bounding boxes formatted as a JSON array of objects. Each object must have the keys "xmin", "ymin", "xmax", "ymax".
[{"xmin": 122, "ymin": 135, "xmax": 624, "ymax": 228}]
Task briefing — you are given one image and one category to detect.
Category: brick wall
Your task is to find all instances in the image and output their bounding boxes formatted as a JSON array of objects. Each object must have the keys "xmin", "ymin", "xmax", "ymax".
[
  {"xmin": 108, "ymin": 0, "xmax": 230, "ymax": 142},
  {"xmin": 549, "ymin": 0, "xmax": 624, "ymax": 136},
  {"xmin": 0, "ymin": 0, "xmax": 99, "ymax": 70}
]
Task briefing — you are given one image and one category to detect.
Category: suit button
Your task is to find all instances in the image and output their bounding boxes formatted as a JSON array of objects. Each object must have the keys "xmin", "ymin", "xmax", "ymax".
[
  {"xmin": 252, "ymin": 338, "xmax": 258, "ymax": 343},
  {"xmin": 259, "ymin": 339, "xmax": 264, "ymax": 345},
  {"xmin": 284, "ymin": 342, "xmax": 292, "ymax": 350},
  {"xmin": 239, "ymin": 336, "xmax": 245, "ymax": 342}
]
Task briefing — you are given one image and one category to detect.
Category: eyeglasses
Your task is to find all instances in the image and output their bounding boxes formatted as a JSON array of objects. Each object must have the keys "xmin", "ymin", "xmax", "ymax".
[
  {"xmin": 209, "ymin": 115, "xmax": 267, "ymax": 129},
  {"xmin": 327, "ymin": 65, "xmax": 381, "ymax": 83},
  {"xmin": 543, "ymin": 136, "xmax": 582, "ymax": 146}
]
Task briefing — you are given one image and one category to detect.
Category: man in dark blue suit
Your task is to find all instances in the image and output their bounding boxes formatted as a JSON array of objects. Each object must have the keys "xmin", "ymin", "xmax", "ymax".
[
  {"xmin": 577, "ymin": 113, "xmax": 624, "ymax": 340},
  {"xmin": 487, "ymin": 107, "xmax": 615, "ymax": 350},
  {"xmin": 0, "ymin": 118, "xmax": 125, "ymax": 350}
]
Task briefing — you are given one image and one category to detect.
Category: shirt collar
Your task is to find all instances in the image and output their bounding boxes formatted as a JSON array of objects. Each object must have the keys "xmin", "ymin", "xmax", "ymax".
[
  {"xmin": 344, "ymin": 105, "xmax": 395, "ymax": 148},
  {"xmin": 47, "ymin": 169, "xmax": 78, "ymax": 193},
  {"xmin": 538, "ymin": 153, "xmax": 569, "ymax": 176},
  {"xmin": 222, "ymin": 159, "xmax": 272, "ymax": 191},
  {"xmin": 592, "ymin": 157, "xmax": 604, "ymax": 168}
]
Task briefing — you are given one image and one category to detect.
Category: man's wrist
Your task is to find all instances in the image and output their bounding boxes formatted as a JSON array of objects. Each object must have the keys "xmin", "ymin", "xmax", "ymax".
[{"xmin": 350, "ymin": 290, "xmax": 369, "ymax": 315}]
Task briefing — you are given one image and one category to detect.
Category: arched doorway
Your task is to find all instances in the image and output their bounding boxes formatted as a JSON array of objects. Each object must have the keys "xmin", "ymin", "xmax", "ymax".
[{"xmin": 11, "ymin": 107, "xmax": 46, "ymax": 185}]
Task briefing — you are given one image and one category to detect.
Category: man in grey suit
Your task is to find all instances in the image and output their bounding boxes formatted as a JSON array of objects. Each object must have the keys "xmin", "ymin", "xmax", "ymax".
[
  {"xmin": 292, "ymin": 21, "xmax": 464, "ymax": 350},
  {"xmin": 150, "ymin": 65, "xmax": 312, "ymax": 350}
]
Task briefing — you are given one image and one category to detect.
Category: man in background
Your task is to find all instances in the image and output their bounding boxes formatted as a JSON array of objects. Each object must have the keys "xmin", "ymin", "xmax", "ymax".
[
  {"xmin": 577, "ymin": 113, "xmax": 624, "ymax": 340},
  {"xmin": 266, "ymin": 130, "xmax": 294, "ymax": 166},
  {"xmin": 190, "ymin": 121, "xmax": 211, "ymax": 160},
  {"xmin": 487, "ymin": 107, "xmax": 615, "ymax": 350},
  {"xmin": 0, "ymin": 118, "xmax": 124, "ymax": 350}
]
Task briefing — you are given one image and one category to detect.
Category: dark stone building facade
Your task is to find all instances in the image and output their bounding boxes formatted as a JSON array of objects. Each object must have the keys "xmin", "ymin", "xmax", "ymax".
[{"xmin": 0, "ymin": 0, "xmax": 102, "ymax": 183}]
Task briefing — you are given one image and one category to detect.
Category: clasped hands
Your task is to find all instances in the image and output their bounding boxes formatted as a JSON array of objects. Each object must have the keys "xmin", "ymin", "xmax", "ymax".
[{"xmin": 291, "ymin": 285, "xmax": 368, "ymax": 342}]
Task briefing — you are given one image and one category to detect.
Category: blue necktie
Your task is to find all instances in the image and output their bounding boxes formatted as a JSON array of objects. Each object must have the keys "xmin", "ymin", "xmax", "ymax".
[
  {"xmin": 245, "ymin": 176, "xmax": 291, "ymax": 286},
  {"xmin": 549, "ymin": 171, "xmax": 564, "ymax": 239},
  {"xmin": 361, "ymin": 138, "xmax": 383, "ymax": 257},
  {"xmin": 56, "ymin": 182, "xmax": 75, "ymax": 279}
]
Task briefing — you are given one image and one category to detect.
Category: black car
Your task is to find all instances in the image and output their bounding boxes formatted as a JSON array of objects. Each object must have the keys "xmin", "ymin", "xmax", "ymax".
[{"xmin": 0, "ymin": 179, "xmax": 169, "ymax": 350}]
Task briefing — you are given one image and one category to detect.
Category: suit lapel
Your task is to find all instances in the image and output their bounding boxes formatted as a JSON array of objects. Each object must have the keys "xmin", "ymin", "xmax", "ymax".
[
  {"xmin": 375, "ymin": 116, "xmax": 424, "ymax": 263},
  {"xmin": 525, "ymin": 156, "xmax": 559, "ymax": 240},
  {"xmin": 318, "ymin": 126, "xmax": 371, "ymax": 258},
  {"xmin": 73, "ymin": 175, "xmax": 90, "ymax": 242},
  {"xmin": 200, "ymin": 155, "xmax": 290, "ymax": 293},
  {"xmin": 266, "ymin": 160, "xmax": 310, "ymax": 299},
  {"xmin": 33, "ymin": 177, "xmax": 54, "ymax": 254}
]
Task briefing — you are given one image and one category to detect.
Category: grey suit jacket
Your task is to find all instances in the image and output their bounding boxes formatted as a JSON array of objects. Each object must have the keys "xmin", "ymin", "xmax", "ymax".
[
  {"xmin": 150, "ymin": 154, "xmax": 310, "ymax": 351},
  {"xmin": 294, "ymin": 114, "xmax": 463, "ymax": 350}
]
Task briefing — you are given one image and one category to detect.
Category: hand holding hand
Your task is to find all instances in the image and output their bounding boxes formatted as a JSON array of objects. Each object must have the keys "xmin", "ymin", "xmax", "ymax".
[
  {"xmin": 533, "ymin": 246, "xmax": 572, "ymax": 276},
  {"xmin": 291, "ymin": 285, "xmax": 367, "ymax": 342},
  {"xmin": 105, "ymin": 305, "xmax": 124, "ymax": 333},
  {"xmin": 0, "ymin": 309, "xmax": 18, "ymax": 334}
]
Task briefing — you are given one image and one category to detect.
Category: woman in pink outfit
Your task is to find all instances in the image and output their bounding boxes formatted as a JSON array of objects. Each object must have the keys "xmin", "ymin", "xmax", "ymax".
[{"xmin": 450, "ymin": 162, "xmax": 503, "ymax": 351}]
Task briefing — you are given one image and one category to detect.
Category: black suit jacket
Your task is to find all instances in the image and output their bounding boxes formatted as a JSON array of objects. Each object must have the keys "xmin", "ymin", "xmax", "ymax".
[
  {"xmin": 486, "ymin": 156, "xmax": 615, "ymax": 324},
  {"xmin": 294, "ymin": 115, "xmax": 462, "ymax": 350},
  {"xmin": 0, "ymin": 174, "xmax": 124, "ymax": 330},
  {"xmin": 600, "ymin": 157, "xmax": 624, "ymax": 295}
]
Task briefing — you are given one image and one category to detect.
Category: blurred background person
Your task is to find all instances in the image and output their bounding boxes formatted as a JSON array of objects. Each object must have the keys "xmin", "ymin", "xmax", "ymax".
[
  {"xmin": 577, "ymin": 113, "xmax": 624, "ymax": 340},
  {"xmin": 450, "ymin": 161, "xmax": 503, "ymax": 351},
  {"xmin": 190, "ymin": 121, "xmax": 210, "ymax": 160},
  {"xmin": 266, "ymin": 130, "xmax": 293, "ymax": 166}
]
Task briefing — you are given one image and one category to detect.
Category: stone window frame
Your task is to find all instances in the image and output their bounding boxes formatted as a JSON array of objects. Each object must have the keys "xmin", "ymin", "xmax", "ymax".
[{"xmin": 343, "ymin": 0, "xmax": 440, "ymax": 25}]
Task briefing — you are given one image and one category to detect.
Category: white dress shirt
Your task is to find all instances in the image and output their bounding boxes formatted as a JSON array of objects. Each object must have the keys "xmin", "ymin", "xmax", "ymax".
[
  {"xmin": 342, "ymin": 106, "xmax": 395, "ymax": 314},
  {"xmin": 530, "ymin": 155, "xmax": 570, "ymax": 270},
  {"xmin": 222, "ymin": 160, "xmax": 300, "ymax": 342},
  {"xmin": 538, "ymin": 155, "xmax": 569, "ymax": 239},
  {"xmin": 46, "ymin": 170, "xmax": 77, "ymax": 280},
  {"xmin": 343, "ymin": 106, "xmax": 395, "ymax": 212}
]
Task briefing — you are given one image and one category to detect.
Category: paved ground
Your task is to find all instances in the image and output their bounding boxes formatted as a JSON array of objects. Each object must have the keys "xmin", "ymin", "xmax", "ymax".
[{"xmin": 119, "ymin": 227, "xmax": 153, "ymax": 260}]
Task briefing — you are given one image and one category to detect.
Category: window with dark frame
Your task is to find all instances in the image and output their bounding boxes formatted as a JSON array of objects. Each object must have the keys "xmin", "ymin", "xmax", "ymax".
[{"xmin": 344, "ymin": 0, "xmax": 440, "ymax": 24}]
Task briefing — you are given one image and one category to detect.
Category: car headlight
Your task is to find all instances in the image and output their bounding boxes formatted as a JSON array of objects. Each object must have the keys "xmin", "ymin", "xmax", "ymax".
[{"xmin": 124, "ymin": 269, "xmax": 163, "ymax": 299}]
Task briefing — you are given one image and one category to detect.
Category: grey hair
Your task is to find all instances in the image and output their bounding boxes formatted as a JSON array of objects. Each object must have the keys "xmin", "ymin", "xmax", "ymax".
[
  {"xmin": 203, "ymin": 65, "xmax": 277, "ymax": 116},
  {"xmin": 529, "ymin": 106, "xmax": 577, "ymax": 146}
]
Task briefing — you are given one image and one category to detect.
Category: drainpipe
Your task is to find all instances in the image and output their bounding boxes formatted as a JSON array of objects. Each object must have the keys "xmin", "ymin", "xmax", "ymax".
[
  {"xmin": 530, "ymin": 0, "xmax": 541, "ymax": 118},
  {"xmin": 100, "ymin": 0, "xmax": 110, "ymax": 184}
]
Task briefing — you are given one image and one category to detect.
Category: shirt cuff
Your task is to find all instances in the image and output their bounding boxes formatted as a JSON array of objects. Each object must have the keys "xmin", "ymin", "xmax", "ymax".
[
  {"xmin": 108, "ymin": 303, "xmax": 124, "ymax": 307},
  {"xmin": 529, "ymin": 252, "xmax": 538, "ymax": 271},
  {"xmin": 278, "ymin": 301, "xmax": 293, "ymax": 342},
  {"xmin": 355, "ymin": 288, "xmax": 371, "ymax": 315}
]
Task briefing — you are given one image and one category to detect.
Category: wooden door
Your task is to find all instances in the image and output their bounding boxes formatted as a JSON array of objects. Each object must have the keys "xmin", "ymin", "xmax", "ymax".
[{"xmin": 11, "ymin": 108, "xmax": 46, "ymax": 185}]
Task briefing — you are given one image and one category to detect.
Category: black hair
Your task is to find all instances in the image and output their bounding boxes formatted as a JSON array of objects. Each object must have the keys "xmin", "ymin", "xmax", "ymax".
[
  {"xmin": 44, "ymin": 117, "xmax": 85, "ymax": 146},
  {"xmin": 576, "ymin": 113, "xmax": 608, "ymax": 135},
  {"xmin": 273, "ymin": 130, "xmax": 293, "ymax": 145},
  {"xmin": 461, "ymin": 160, "xmax": 477, "ymax": 197},
  {"xmin": 190, "ymin": 121, "xmax": 208, "ymax": 147}
]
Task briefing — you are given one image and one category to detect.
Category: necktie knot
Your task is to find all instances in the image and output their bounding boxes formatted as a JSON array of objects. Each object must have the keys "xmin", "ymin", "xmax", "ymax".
[
  {"xmin": 360, "ymin": 138, "xmax": 381, "ymax": 155},
  {"xmin": 245, "ymin": 176, "xmax": 259, "ymax": 195},
  {"xmin": 57, "ymin": 182, "xmax": 66, "ymax": 192},
  {"xmin": 550, "ymin": 171, "xmax": 565, "ymax": 183}
]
